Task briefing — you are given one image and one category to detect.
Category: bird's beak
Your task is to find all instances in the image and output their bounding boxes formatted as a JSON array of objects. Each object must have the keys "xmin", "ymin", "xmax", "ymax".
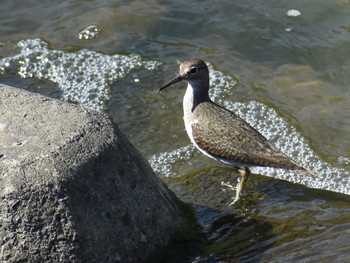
[{"xmin": 159, "ymin": 75, "xmax": 184, "ymax": 91}]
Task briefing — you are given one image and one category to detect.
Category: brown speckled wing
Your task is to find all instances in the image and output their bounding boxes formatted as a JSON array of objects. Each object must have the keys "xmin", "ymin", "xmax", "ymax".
[{"xmin": 191, "ymin": 102, "xmax": 301, "ymax": 170}]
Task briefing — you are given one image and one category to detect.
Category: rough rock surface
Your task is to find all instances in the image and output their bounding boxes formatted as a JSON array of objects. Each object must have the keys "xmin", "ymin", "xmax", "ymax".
[{"xmin": 0, "ymin": 84, "xmax": 180, "ymax": 262}]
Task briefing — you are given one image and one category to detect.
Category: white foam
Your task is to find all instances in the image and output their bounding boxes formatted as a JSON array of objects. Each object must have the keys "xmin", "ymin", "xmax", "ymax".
[
  {"xmin": 149, "ymin": 144, "xmax": 194, "ymax": 177},
  {"xmin": 0, "ymin": 123, "xmax": 7, "ymax": 131},
  {"xmin": 0, "ymin": 38, "xmax": 161, "ymax": 110},
  {"xmin": 150, "ymin": 63, "xmax": 350, "ymax": 195},
  {"xmin": 287, "ymin": 9, "xmax": 302, "ymax": 17},
  {"xmin": 78, "ymin": 25, "xmax": 101, "ymax": 40}
]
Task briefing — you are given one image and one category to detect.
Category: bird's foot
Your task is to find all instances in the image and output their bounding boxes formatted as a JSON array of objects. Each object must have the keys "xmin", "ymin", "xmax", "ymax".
[
  {"xmin": 221, "ymin": 180, "xmax": 239, "ymax": 204},
  {"xmin": 220, "ymin": 181, "xmax": 235, "ymax": 190},
  {"xmin": 229, "ymin": 178, "xmax": 243, "ymax": 205},
  {"xmin": 229, "ymin": 167, "xmax": 251, "ymax": 205}
]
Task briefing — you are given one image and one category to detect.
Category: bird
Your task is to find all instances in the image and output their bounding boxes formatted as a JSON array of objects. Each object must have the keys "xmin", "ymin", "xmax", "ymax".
[{"xmin": 159, "ymin": 58, "xmax": 315, "ymax": 204}]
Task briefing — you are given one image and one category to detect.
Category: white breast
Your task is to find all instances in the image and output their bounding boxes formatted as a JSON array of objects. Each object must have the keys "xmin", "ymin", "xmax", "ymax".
[
  {"xmin": 182, "ymin": 83, "xmax": 250, "ymax": 167},
  {"xmin": 183, "ymin": 83, "xmax": 198, "ymax": 146},
  {"xmin": 184, "ymin": 119, "xmax": 197, "ymax": 145},
  {"xmin": 183, "ymin": 83, "xmax": 217, "ymax": 161}
]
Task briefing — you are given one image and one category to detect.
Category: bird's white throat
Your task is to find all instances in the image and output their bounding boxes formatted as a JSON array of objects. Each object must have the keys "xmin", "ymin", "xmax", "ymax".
[
  {"xmin": 183, "ymin": 83, "xmax": 195, "ymax": 117},
  {"xmin": 183, "ymin": 83, "xmax": 198, "ymax": 148}
]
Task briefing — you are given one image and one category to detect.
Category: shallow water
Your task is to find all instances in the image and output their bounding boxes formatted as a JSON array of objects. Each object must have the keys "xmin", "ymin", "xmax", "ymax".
[{"xmin": 1, "ymin": 0, "xmax": 350, "ymax": 262}]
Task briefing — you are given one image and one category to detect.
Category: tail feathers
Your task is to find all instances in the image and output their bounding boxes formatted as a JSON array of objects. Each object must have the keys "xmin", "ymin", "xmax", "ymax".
[{"xmin": 295, "ymin": 166, "xmax": 317, "ymax": 177}]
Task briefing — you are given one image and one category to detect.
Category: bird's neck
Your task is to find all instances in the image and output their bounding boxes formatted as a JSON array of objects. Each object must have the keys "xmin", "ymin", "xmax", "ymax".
[{"xmin": 183, "ymin": 80, "xmax": 211, "ymax": 115}]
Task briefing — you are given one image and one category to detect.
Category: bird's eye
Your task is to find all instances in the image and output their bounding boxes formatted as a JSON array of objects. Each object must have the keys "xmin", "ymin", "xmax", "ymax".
[{"xmin": 190, "ymin": 66, "xmax": 198, "ymax": 74}]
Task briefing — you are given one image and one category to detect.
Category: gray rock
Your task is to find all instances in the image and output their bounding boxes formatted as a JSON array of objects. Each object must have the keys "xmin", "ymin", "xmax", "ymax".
[{"xmin": 0, "ymin": 84, "xmax": 181, "ymax": 262}]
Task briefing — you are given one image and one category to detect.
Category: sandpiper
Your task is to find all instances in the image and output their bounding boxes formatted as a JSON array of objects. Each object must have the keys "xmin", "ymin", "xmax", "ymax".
[{"xmin": 160, "ymin": 58, "xmax": 315, "ymax": 204}]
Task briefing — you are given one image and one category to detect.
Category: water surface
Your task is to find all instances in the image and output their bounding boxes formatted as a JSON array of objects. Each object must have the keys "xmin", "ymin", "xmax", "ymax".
[{"xmin": 1, "ymin": 0, "xmax": 350, "ymax": 262}]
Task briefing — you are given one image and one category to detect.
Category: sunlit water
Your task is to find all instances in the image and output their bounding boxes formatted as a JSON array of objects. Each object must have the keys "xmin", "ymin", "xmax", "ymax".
[
  {"xmin": 1, "ymin": 0, "xmax": 350, "ymax": 262},
  {"xmin": 0, "ymin": 39, "xmax": 160, "ymax": 110},
  {"xmin": 2, "ymin": 39, "xmax": 348, "ymax": 195}
]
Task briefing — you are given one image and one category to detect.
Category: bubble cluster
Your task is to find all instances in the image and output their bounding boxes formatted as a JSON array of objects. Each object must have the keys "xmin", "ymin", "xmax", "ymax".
[
  {"xmin": 150, "ymin": 63, "xmax": 350, "ymax": 195},
  {"xmin": 287, "ymin": 9, "xmax": 302, "ymax": 17},
  {"xmin": 0, "ymin": 38, "xmax": 161, "ymax": 110},
  {"xmin": 149, "ymin": 144, "xmax": 194, "ymax": 177},
  {"xmin": 78, "ymin": 25, "xmax": 101, "ymax": 40}
]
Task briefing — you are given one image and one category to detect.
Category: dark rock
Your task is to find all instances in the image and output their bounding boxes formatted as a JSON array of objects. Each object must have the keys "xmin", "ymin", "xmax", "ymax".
[{"xmin": 0, "ymin": 84, "xmax": 181, "ymax": 262}]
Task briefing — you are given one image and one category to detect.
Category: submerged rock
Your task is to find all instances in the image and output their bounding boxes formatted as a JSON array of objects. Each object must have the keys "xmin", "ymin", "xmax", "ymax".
[{"xmin": 0, "ymin": 84, "xmax": 181, "ymax": 262}]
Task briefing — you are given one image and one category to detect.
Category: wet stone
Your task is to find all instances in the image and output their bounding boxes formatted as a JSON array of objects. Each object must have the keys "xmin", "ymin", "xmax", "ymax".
[{"xmin": 0, "ymin": 84, "xmax": 180, "ymax": 263}]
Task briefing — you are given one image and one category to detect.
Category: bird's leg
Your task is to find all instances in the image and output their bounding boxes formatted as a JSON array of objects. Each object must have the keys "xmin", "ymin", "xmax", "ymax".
[{"xmin": 229, "ymin": 167, "xmax": 251, "ymax": 205}]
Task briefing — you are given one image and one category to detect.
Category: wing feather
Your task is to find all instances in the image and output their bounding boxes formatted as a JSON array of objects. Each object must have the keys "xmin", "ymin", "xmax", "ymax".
[{"xmin": 191, "ymin": 102, "xmax": 301, "ymax": 169}]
